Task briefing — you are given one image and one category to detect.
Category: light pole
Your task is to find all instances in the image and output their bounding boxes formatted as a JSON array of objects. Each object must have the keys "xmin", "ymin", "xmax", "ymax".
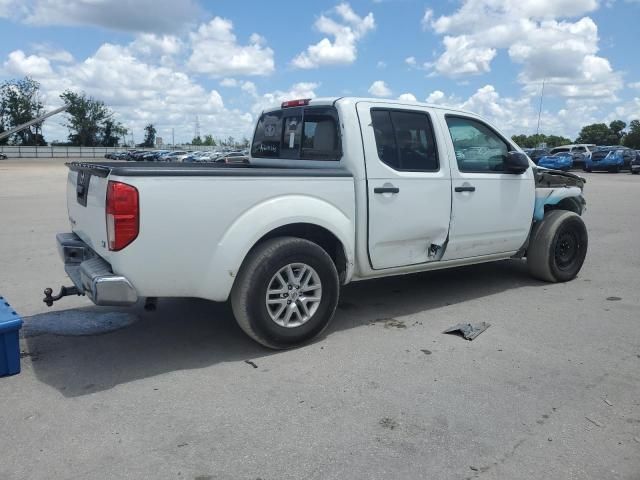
[{"xmin": 535, "ymin": 78, "xmax": 546, "ymax": 139}]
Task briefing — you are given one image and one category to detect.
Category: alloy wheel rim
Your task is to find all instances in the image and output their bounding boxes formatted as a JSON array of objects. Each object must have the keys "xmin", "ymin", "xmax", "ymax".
[{"xmin": 266, "ymin": 263, "xmax": 322, "ymax": 328}]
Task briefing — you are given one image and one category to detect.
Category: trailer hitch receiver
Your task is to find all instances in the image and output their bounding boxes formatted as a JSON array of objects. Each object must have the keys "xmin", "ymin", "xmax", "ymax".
[{"xmin": 43, "ymin": 286, "xmax": 83, "ymax": 307}]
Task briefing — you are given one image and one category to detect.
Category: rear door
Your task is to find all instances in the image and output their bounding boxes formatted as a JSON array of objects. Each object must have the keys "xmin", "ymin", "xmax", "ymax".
[
  {"xmin": 356, "ymin": 102, "xmax": 452, "ymax": 269},
  {"xmin": 439, "ymin": 114, "xmax": 535, "ymax": 260}
]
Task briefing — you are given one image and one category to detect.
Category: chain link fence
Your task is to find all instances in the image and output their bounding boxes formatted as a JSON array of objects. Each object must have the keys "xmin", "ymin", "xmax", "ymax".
[{"xmin": 0, "ymin": 145, "xmax": 217, "ymax": 158}]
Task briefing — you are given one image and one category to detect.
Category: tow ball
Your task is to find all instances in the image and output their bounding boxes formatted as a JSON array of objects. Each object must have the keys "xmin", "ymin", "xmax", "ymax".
[{"xmin": 43, "ymin": 286, "xmax": 83, "ymax": 307}]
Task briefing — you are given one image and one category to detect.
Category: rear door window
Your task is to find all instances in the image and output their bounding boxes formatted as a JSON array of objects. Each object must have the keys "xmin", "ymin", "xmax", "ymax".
[
  {"xmin": 370, "ymin": 109, "xmax": 439, "ymax": 171},
  {"xmin": 252, "ymin": 107, "xmax": 341, "ymax": 160}
]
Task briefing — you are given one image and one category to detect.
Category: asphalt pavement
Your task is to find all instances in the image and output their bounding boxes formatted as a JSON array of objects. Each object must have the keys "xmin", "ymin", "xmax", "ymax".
[{"xmin": 1, "ymin": 158, "xmax": 638, "ymax": 480}]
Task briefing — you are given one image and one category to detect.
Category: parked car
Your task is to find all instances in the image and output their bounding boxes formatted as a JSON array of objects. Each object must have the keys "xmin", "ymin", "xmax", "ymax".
[
  {"xmin": 126, "ymin": 150, "xmax": 148, "ymax": 161},
  {"xmin": 537, "ymin": 152, "xmax": 573, "ymax": 171},
  {"xmin": 585, "ymin": 146, "xmax": 634, "ymax": 172},
  {"xmin": 50, "ymin": 97, "xmax": 587, "ymax": 349},
  {"xmin": 0, "ymin": 153, "xmax": 7, "ymax": 160},
  {"xmin": 161, "ymin": 151, "xmax": 189, "ymax": 162},
  {"xmin": 525, "ymin": 148, "xmax": 550, "ymax": 165},
  {"xmin": 631, "ymin": 151, "xmax": 640, "ymax": 175},
  {"xmin": 215, "ymin": 151, "xmax": 250, "ymax": 165},
  {"xmin": 550, "ymin": 144, "xmax": 595, "ymax": 169}
]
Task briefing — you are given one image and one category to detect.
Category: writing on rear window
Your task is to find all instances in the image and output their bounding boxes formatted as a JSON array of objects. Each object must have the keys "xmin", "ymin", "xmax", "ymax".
[{"xmin": 252, "ymin": 106, "xmax": 341, "ymax": 161}]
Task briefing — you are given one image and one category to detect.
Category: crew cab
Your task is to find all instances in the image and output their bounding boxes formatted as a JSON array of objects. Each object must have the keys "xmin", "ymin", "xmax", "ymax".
[{"xmin": 50, "ymin": 97, "xmax": 588, "ymax": 349}]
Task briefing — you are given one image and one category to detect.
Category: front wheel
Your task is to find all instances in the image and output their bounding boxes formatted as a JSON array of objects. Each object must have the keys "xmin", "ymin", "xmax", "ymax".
[
  {"xmin": 231, "ymin": 237, "xmax": 340, "ymax": 349},
  {"xmin": 527, "ymin": 210, "xmax": 588, "ymax": 283}
]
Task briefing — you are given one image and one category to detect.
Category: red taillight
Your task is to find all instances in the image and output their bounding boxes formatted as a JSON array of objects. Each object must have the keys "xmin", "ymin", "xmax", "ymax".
[
  {"xmin": 106, "ymin": 181, "xmax": 139, "ymax": 251},
  {"xmin": 281, "ymin": 98, "xmax": 311, "ymax": 108}
]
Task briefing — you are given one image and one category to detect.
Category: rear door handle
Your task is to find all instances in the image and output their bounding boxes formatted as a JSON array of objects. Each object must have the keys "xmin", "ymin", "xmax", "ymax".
[
  {"xmin": 374, "ymin": 186, "xmax": 400, "ymax": 194},
  {"xmin": 454, "ymin": 185, "xmax": 476, "ymax": 192}
]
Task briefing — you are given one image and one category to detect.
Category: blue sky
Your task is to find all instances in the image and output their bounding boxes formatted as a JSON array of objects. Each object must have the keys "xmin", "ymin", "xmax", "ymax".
[{"xmin": 1, "ymin": 0, "xmax": 639, "ymax": 143}]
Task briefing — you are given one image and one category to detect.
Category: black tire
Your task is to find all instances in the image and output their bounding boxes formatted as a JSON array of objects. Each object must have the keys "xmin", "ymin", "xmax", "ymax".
[
  {"xmin": 632, "ymin": 170, "xmax": 639, "ymax": 175},
  {"xmin": 231, "ymin": 237, "xmax": 340, "ymax": 349},
  {"xmin": 527, "ymin": 210, "xmax": 588, "ymax": 283},
  {"xmin": 609, "ymin": 166, "xmax": 620, "ymax": 173},
  {"xmin": 583, "ymin": 167, "xmax": 591, "ymax": 172}
]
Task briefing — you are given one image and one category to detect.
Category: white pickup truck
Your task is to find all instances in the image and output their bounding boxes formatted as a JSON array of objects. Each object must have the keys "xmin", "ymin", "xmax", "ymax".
[{"xmin": 49, "ymin": 97, "xmax": 588, "ymax": 348}]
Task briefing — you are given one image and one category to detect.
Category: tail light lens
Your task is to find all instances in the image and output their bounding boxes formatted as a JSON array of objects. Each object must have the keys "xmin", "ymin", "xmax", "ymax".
[{"xmin": 106, "ymin": 181, "xmax": 139, "ymax": 251}]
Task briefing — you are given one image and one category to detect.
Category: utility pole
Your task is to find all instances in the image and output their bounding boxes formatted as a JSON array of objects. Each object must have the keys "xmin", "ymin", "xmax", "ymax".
[
  {"xmin": 172, "ymin": 128, "xmax": 175, "ymax": 149},
  {"xmin": 535, "ymin": 78, "xmax": 546, "ymax": 139}
]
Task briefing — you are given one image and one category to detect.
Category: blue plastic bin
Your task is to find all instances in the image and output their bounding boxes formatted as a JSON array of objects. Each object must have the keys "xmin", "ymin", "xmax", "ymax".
[{"xmin": 0, "ymin": 296, "xmax": 23, "ymax": 377}]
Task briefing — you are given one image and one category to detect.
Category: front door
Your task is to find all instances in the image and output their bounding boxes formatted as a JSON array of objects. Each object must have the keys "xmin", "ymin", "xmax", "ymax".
[
  {"xmin": 356, "ymin": 102, "xmax": 452, "ymax": 270},
  {"xmin": 440, "ymin": 114, "xmax": 535, "ymax": 260}
]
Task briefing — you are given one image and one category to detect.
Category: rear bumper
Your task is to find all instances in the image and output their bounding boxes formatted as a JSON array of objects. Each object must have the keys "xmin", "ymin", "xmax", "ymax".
[{"xmin": 57, "ymin": 233, "xmax": 138, "ymax": 306}]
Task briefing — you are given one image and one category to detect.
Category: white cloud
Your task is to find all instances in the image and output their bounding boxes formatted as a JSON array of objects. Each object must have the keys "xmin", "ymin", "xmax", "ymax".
[
  {"xmin": 422, "ymin": 84, "xmax": 620, "ymax": 139},
  {"xmin": 627, "ymin": 81, "xmax": 640, "ymax": 90},
  {"xmin": 405, "ymin": 56, "xmax": 417, "ymax": 67},
  {"xmin": 368, "ymin": 80, "xmax": 392, "ymax": 97},
  {"xmin": 3, "ymin": 50, "xmax": 53, "ymax": 76},
  {"xmin": 31, "ymin": 43, "xmax": 74, "ymax": 63},
  {"xmin": 251, "ymin": 82, "xmax": 320, "ymax": 116},
  {"xmin": 421, "ymin": 8, "xmax": 434, "ymax": 30},
  {"xmin": 376, "ymin": 60, "xmax": 387, "ymax": 69},
  {"xmin": 220, "ymin": 78, "xmax": 238, "ymax": 87},
  {"xmin": 398, "ymin": 93, "xmax": 417, "ymax": 102},
  {"xmin": 130, "ymin": 34, "xmax": 182, "ymax": 57},
  {"xmin": 426, "ymin": 90, "xmax": 448, "ymax": 104},
  {"xmin": 426, "ymin": 0, "xmax": 621, "ymax": 100},
  {"xmin": 241, "ymin": 81, "xmax": 258, "ymax": 97},
  {"xmin": 187, "ymin": 17, "xmax": 275, "ymax": 77},
  {"xmin": 2, "ymin": 44, "xmax": 255, "ymax": 143},
  {"xmin": 432, "ymin": 35, "xmax": 496, "ymax": 76},
  {"xmin": 23, "ymin": 0, "xmax": 200, "ymax": 32},
  {"xmin": 292, "ymin": 3, "xmax": 375, "ymax": 69}
]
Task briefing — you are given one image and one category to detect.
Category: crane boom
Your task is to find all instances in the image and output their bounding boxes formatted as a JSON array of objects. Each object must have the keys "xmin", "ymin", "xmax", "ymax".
[{"xmin": 0, "ymin": 104, "xmax": 69, "ymax": 141}]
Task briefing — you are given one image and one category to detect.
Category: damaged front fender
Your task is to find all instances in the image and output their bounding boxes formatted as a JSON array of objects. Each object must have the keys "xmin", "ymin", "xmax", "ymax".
[{"xmin": 533, "ymin": 167, "xmax": 586, "ymax": 221}]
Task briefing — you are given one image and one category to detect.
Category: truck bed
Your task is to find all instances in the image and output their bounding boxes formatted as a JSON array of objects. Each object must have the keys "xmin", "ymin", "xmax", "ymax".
[{"xmin": 64, "ymin": 160, "xmax": 356, "ymax": 302}]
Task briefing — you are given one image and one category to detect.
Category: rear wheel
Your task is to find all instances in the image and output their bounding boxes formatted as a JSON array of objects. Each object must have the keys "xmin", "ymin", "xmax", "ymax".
[
  {"xmin": 527, "ymin": 210, "xmax": 588, "ymax": 283},
  {"xmin": 231, "ymin": 237, "xmax": 340, "ymax": 349}
]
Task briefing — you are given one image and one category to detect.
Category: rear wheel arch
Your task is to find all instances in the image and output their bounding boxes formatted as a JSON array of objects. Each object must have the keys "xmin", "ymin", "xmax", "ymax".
[{"xmin": 251, "ymin": 223, "xmax": 348, "ymax": 283}]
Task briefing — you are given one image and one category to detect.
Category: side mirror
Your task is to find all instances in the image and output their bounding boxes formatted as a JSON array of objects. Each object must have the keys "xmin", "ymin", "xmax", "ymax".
[{"xmin": 504, "ymin": 151, "xmax": 530, "ymax": 174}]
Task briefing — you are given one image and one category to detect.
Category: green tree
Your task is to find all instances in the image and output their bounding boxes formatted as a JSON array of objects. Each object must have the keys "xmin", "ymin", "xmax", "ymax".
[
  {"xmin": 623, "ymin": 120, "xmax": 640, "ymax": 149},
  {"xmin": 511, "ymin": 133, "xmax": 571, "ymax": 149},
  {"xmin": 102, "ymin": 119, "xmax": 127, "ymax": 147},
  {"xmin": 0, "ymin": 77, "xmax": 46, "ymax": 145},
  {"xmin": 142, "ymin": 123, "xmax": 156, "ymax": 147},
  {"xmin": 203, "ymin": 134, "xmax": 216, "ymax": 146},
  {"xmin": 61, "ymin": 90, "xmax": 114, "ymax": 146},
  {"xmin": 575, "ymin": 123, "xmax": 612, "ymax": 145},
  {"xmin": 191, "ymin": 135, "xmax": 202, "ymax": 146},
  {"xmin": 240, "ymin": 136, "xmax": 250, "ymax": 148},
  {"xmin": 608, "ymin": 120, "xmax": 626, "ymax": 144}
]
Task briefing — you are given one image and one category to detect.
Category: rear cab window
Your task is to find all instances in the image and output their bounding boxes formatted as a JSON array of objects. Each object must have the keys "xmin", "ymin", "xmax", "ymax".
[{"xmin": 252, "ymin": 106, "xmax": 341, "ymax": 161}]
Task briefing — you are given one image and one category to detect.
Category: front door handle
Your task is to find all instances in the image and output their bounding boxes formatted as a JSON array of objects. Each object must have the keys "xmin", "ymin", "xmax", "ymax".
[
  {"xmin": 454, "ymin": 185, "xmax": 476, "ymax": 192},
  {"xmin": 374, "ymin": 186, "xmax": 400, "ymax": 194}
]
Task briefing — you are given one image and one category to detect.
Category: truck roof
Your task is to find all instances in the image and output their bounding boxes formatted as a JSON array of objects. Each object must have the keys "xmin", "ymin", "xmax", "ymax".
[{"xmin": 261, "ymin": 96, "xmax": 478, "ymax": 118}]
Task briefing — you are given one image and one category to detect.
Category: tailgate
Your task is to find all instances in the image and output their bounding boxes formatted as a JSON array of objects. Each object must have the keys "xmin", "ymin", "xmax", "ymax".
[{"xmin": 66, "ymin": 164, "xmax": 111, "ymax": 256}]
